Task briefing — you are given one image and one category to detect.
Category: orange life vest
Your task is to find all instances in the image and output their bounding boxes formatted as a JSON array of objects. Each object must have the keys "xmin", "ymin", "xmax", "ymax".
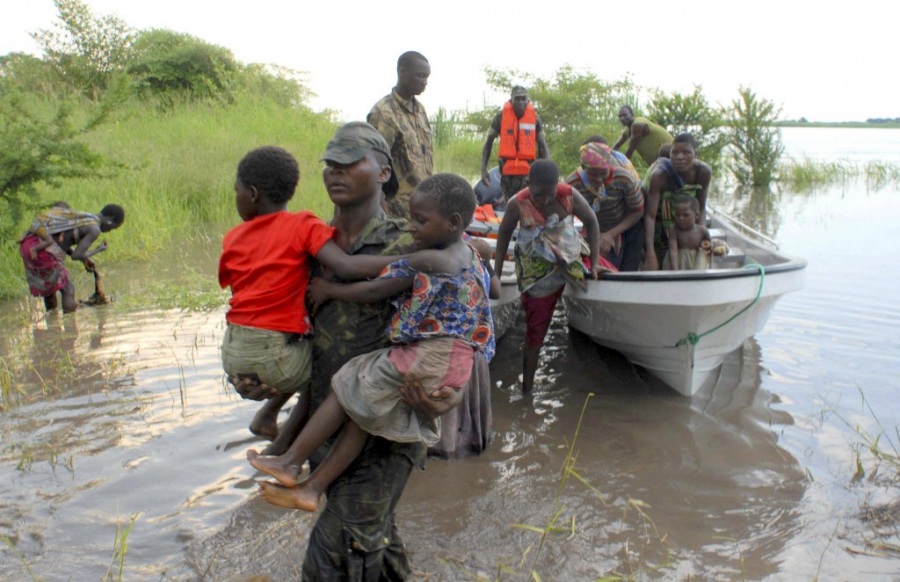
[{"xmin": 498, "ymin": 101, "xmax": 537, "ymax": 176}]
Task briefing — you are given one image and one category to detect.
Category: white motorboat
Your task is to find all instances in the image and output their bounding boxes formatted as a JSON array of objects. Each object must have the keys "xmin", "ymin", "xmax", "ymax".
[
  {"xmin": 489, "ymin": 268, "xmax": 520, "ymax": 340},
  {"xmin": 468, "ymin": 206, "xmax": 806, "ymax": 395},
  {"xmin": 562, "ymin": 208, "xmax": 806, "ymax": 396}
]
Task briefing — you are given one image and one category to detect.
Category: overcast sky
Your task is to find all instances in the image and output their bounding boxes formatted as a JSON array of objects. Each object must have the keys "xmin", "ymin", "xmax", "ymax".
[{"xmin": 2, "ymin": 0, "xmax": 898, "ymax": 123}]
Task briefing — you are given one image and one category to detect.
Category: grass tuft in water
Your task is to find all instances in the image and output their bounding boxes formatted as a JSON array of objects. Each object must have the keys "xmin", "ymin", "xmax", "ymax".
[
  {"xmin": 822, "ymin": 386, "xmax": 900, "ymax": 559},
  {"xmin": 104, "ymin": 513, "xmax": 139, "ymax": 582},
  {"xmin": 779, "ymin": 157, "xmax": 900, "ymax": 190},
  {"xmin": 1, "ymin": 535, "xmax": 40, "ymax": 582}
]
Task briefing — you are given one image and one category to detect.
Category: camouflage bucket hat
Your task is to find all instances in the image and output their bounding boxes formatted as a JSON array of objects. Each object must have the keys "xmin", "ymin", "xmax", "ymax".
[{"xmin": 320, "ymin": 122, "xmax": 400, "ymax": 198}]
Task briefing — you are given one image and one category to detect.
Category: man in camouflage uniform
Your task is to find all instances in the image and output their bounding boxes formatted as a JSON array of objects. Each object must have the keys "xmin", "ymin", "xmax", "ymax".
[
  {"xmin": 233, "ymin": 122, "xmax": 461, "ymax": 581},
  {"xmin": 367, "ymin": 51, "xmax": 433, "ymax": 220}
]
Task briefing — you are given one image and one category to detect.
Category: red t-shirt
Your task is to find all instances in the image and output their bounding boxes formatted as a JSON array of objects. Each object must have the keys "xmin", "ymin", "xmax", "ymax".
[{"xmin": 219, "ymin": 211, "xmax": 334, "ymax": 334}]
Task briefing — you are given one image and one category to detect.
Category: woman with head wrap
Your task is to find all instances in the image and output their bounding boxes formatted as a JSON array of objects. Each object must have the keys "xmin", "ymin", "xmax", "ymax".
[{"xmin": 564, "ymin": 140, "xmax": 646, "ymax": 271}]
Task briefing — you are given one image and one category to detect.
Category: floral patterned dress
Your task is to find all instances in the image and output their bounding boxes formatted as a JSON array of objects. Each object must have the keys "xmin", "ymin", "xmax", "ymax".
[{"xmin": 331, "ymin": 245, "xmax": 495, "ymax": 446}]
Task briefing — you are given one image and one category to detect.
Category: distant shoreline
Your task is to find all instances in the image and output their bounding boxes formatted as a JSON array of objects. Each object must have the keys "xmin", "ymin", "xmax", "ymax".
[{"xmin": 776, "ymin": 121, "xmax": 900, "ymax": 129}]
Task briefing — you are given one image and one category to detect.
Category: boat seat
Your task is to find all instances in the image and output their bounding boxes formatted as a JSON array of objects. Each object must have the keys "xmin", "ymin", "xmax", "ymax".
[
  {"xmin": 708, "ymin": 228, "xmax": 727, "ymax": 241},
  {"xmin": 713, "ymin": 245, "xmax": 746, "ymax": 268}
]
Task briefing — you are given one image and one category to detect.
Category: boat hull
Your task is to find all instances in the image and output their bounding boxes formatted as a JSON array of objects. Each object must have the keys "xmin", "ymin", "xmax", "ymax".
[
  {"xmin": 563, "ymin": 265, "xmax": 805, "ymax": 395},
  {"xmin": 491, "ymin": 280, "xmax": 521, "ymax": 340}
]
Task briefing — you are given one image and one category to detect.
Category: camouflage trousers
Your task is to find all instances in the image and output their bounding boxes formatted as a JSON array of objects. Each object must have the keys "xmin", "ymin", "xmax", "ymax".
[{"xmin": 301, "ymin": 439, "xmax": 420, "ymax": 581}]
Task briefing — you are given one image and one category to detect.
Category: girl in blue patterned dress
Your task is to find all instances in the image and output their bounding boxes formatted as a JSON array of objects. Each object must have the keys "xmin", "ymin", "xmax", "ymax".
[{"xmin": 248, "ymin": 174, "xmax": 498, "ymax": 511}]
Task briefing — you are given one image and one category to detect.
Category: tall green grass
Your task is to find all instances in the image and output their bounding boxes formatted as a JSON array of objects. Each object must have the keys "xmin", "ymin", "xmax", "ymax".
[
  {"xmin": 0, "ymin": 93, "xmax": 339, "ymax": 300},
  {"xmin": 0, "ymin": 91, "xmax": 494, "ymax": 303}
]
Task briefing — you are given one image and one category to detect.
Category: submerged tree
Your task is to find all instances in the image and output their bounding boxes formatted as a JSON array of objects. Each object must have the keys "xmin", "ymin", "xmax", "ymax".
[{"xmin": 725, "ymin": 87, "xmax": 784, "ymax": 187}]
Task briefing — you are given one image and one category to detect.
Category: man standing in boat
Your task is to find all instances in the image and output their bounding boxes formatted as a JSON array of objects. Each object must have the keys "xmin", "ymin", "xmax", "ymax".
[
  {"xmin": 367, "ymin": 51, "xmax": 434, "ymax": 220},
  {"xmin": 642, "ymin": 133, "xmax": 711, "ymax": 270},
  {"xmin": 480, "ymin": 86, "xmax": 550, "ymax": 203},
  {"xmin": 612, "ymin": 105, "xmax": 673, "ymax": 166}
]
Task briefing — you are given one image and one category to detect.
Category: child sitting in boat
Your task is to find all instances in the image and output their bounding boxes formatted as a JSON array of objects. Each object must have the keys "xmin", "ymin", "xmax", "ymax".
[
  {"xmin": 492, "ymin": 159, "xmax": 604, "ymax": 393},
  {"xmin": 246, "ymin": 173, "xmax": 497, "ymax": 511},
  {"xmin": 663, "ymin": 195, "xmax": 711, "ymax": 271},
  {"xmin": 218, "ymin": 146, "xmax": 401, "ymax": 440}
]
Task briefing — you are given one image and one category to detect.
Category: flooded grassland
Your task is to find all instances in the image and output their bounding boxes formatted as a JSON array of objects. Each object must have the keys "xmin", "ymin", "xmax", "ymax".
[{"xmin": 3, "ymin": 129, "xmax": 900, "ymax": 580}]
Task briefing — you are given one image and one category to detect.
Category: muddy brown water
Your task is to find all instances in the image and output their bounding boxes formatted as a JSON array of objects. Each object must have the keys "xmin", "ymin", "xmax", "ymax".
[{"xmin": 2, "ymin": 128, "xmax": 900, "ymax": 580}]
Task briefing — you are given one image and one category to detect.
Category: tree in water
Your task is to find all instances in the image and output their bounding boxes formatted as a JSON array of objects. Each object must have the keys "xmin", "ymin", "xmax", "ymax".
[{"xmin": 726, "ymin": 86, "xmax": 784, "ymax": 188}]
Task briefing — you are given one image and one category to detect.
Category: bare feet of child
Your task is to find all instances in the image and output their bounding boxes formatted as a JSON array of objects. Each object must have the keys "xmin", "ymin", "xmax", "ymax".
[
  {"xmin": 247, "ymin": 449, "xmax": 302, "ymax": 487},
  {"xmin": 248, "ymin": 408, "xmax": 279, "ymax": 441},
  {"xmin": 257, "ymin": 480, "xmax": 322, "ymax": 512}
]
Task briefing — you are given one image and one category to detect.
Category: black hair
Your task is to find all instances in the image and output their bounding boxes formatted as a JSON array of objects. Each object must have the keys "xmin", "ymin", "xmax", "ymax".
[
  {"xmin": 100, "ymin": 204, "xmax": 125, "ymax": 225},
  {"xmin": 619, "ymin": 105, "xmax": 634, "ymax": 115},
  {"xmin": 528, "ymin": 159, "xmax": 559, "ymax": 186},
  {"xmin": 397, "ymin": 51, "xmax": 428, "ymax": 72},
  {"xmin": 673, "ymin": 133, "xmax": 697, "ymax": 150},
  {"xmin": 658, "ymin": 144, "xmax": 672, "ymax": 159},
  {"xmin": 673, "ymin": 195, "xmax": 699, "ymax": 213},
  {"xmin": 415, "ymin": 173, "xmax": 476, "ymax": 225},
  {"xmin": 236, "ymin": 146, "xmax": 299, "ymax": 204},
  {"xmin": 52, "ymin": 200, "xmax": 71, "ymax": 209},
  {"xmin": 581, "ymin": 134, "xmax": 608, "ymax": 146}
]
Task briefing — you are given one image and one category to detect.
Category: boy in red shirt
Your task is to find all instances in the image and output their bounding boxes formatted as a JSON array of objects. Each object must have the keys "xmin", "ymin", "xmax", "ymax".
[{"xmin": 219, "ymin": 145, "xmax": 397, "ymax": 439}]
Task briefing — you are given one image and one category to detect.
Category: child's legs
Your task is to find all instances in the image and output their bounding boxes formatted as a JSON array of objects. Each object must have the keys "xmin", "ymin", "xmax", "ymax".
[
  {"xmin": 248, "ymin": 390, "xmax": 348, "ymax": 487},
  {"xmin": 520, "ymin": 287, "xmax": 564, "ymax": 391},
  {"xmin": 43, "ymin": 292, "xmax": 58, "ymax": 311},
  {"xmin": 277, "ymin": 390, "xmax": 348, "ymax": 467},
  {"xmin": 301, "ymin": 418, "xmax": 368, "ymax": 495},
  {"xmin": 60, "ymin": 280, "xmax": 76, "ymax": 313}
]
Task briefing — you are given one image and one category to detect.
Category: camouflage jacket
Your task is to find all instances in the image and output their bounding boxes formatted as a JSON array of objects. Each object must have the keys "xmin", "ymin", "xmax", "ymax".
[
  {"xmin": 308, "ymin": 213, "xmax": 425, "ymax": 468},
  {"xmin": 367, "ymin": 89, "xmax": 433, "ymax": 219}
]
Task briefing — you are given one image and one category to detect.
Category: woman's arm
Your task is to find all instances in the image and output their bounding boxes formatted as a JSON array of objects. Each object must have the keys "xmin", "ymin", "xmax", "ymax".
[
  {"xmin": 667, "ymin": 225, "xmax": 680, "ymax": 271},
  {"xmin": 643, "ymin": 172, "xmax": 666, "ymax": 271},
  {"xmin": 69, "ymin": 225, "xmax": 101, "ymax": 261},
  {"xmin": 572, "ymin": 189, "xmax": 601, "ymax": 279},
  {"xmin": 493, "ymin": 198, "xmax": 520, "ymax": 283},
  {"xmin": 696, "ymin": 162, "xmax": 712, "ymax": 225}
]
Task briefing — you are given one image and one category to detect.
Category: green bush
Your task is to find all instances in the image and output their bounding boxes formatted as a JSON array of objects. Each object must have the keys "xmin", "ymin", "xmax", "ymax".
[
  {"xmin": 0, "ymin": 92, "xmax": 106, "ymax": 238},
  {"xmin": 127, "ymin": 29, "xmax": 238, "ymax": 103},
  {"xmin": 0, "ymin": 53, "xmax": 65, "ymax": 96},
  {"xmin": 646, "ymin": 85, "xmax": 727, "ymax": 171},
  {"xmin": 725, "ymin": 87, "xmax": 784, "ymax": 187},
  {"xmin": 476, "ymin": 65, "xmax": 636, "ymax": 171},
  {"xmin": 30, "ymin": 0, "xmax": 135, "ymax": 98},
  {"xmin": 233, "ymin": 63, "xmax": 312, "ymax": 109}
]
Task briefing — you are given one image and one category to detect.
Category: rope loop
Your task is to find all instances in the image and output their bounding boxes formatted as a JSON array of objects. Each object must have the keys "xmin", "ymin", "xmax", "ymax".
[{"xmin": 674, "ymin": 263, "xmax": 766, "ymax": 348}]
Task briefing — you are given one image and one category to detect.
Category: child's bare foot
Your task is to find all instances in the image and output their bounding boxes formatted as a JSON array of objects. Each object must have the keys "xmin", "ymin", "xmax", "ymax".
[
  {"xmin": 247, "ymin": 449, "xmax": 301, "ymax": 487},
  {"xmin": 248, "ymin": 392, "xmax": 291, "ymax": 441},
  {"xmin": 259, "ymin": 441, "xmax": 287, "ymax": 456},
  {"xmin": 248, "ymin": 412, "xmax": 279, "ymax": 441},
  {"xmin": 257, "ymin": 480, "xmax": 322, "ymax": 512}
]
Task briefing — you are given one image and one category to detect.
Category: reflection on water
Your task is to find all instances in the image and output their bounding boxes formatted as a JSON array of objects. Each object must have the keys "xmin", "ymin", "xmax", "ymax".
[
  {"xmin": 2, "ymin": 129, "xmax": 900, "ymax": 579},
  {"xmin": 713, "ymin": 185, "xmax": 784, "ymax": 240}
]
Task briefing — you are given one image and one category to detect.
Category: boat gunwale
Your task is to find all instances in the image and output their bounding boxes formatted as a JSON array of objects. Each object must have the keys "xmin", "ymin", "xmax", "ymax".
[{"xmin": 590, "ymin": 258, "xmax": 807, "ymax": 283}]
